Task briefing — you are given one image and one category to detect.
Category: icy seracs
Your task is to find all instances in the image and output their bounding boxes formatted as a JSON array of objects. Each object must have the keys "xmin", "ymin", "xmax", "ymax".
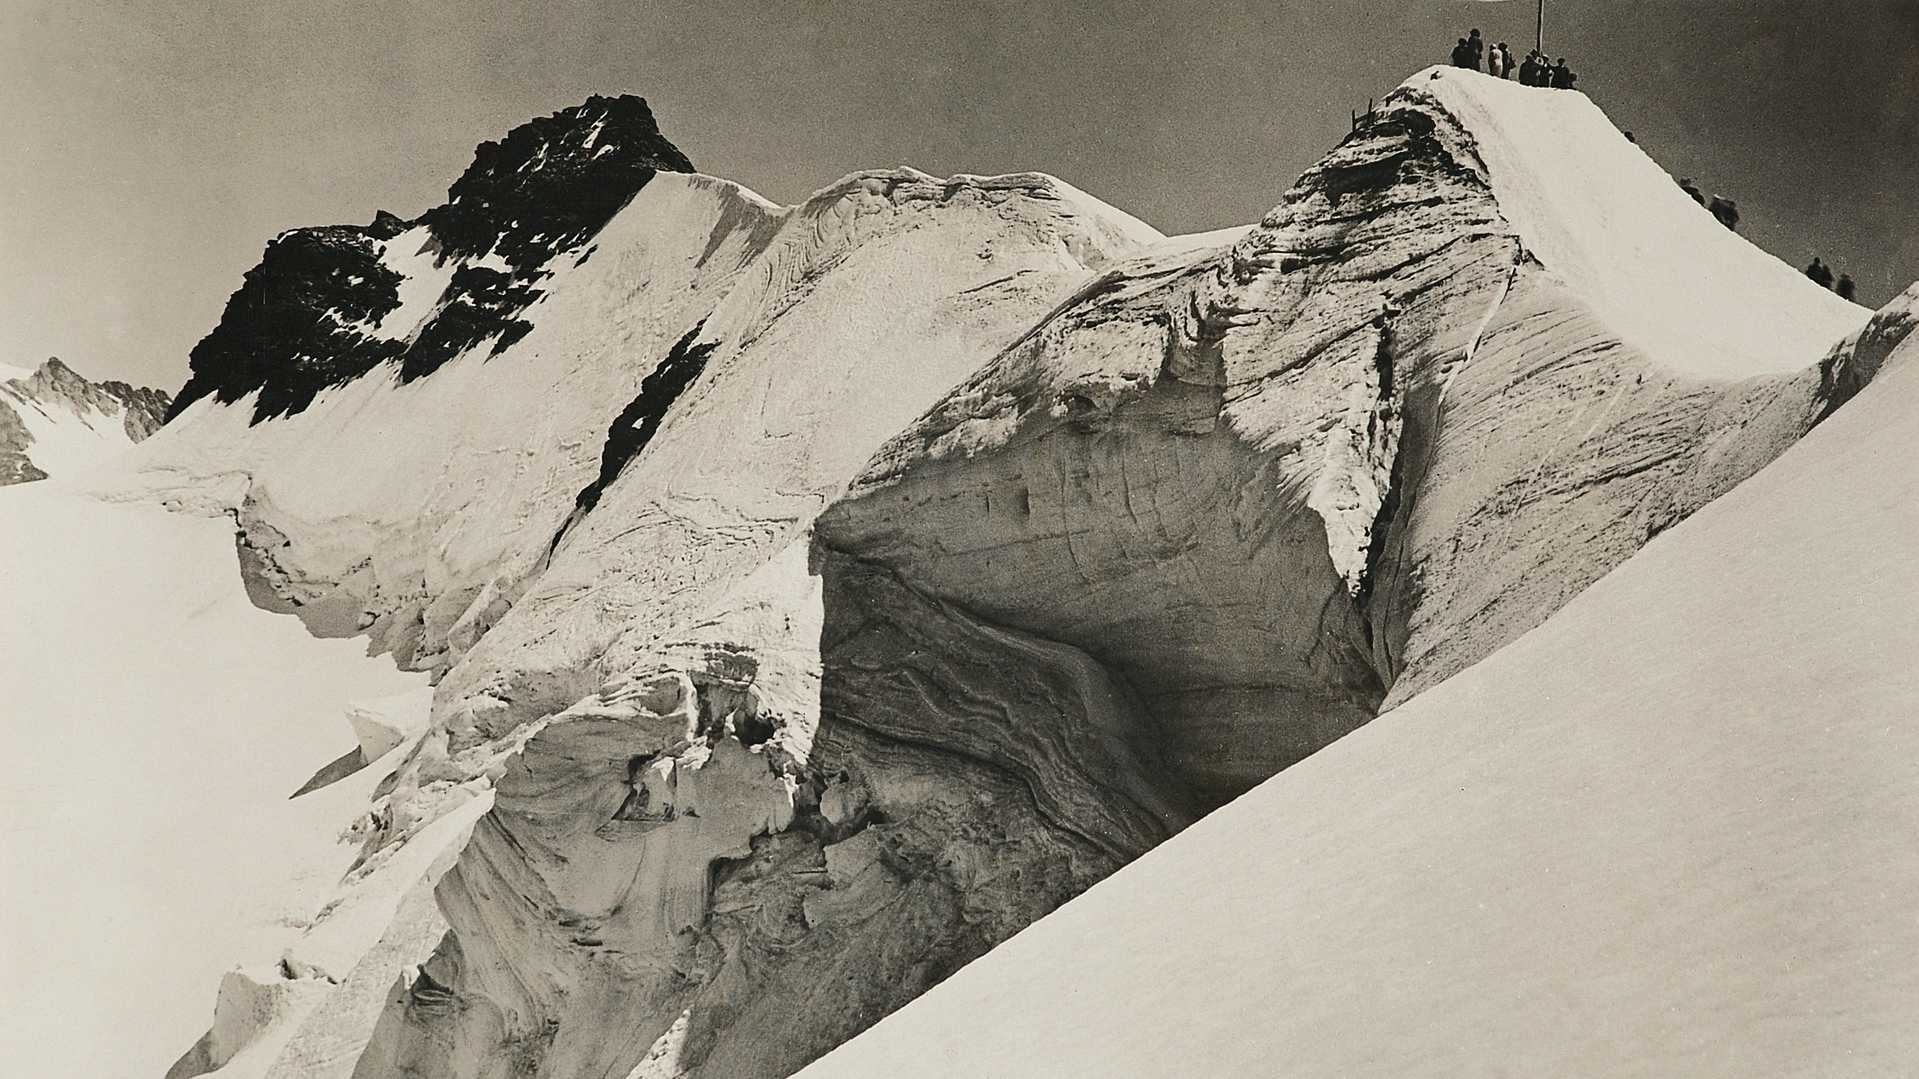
[{"xmin": 23, "ymin": 67, "xmax": 1905, "ymax": 1077}]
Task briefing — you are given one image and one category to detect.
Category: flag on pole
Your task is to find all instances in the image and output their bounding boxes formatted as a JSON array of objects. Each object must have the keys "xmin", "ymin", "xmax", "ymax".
[{"xmin": 1450, "ymin": 0, "xmax": 1544, "ymax": 53}]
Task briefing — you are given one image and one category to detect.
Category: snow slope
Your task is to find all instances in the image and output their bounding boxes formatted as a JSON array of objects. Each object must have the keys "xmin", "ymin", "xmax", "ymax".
[
  {"xmin": 122, "ymin": 171, "xmax": 785, "ymax": 673},
  {"xmin": 802, "ymin": 305, "xmax": 1919, "ymax": 1078},
  {"xmin": 1415, "ymin": 67, "xmax": 1863, "ymax": 378},
  {"xmin": 0, "ymin": 358, "xmax": 171, "ymax": 484},
  {"xmin": 0, "ymin": 482, "xmax": 427, "ymax": 1077},
  {"xmin": 4, "ymin": 385, "xmax": 135, "ymax": 473}
]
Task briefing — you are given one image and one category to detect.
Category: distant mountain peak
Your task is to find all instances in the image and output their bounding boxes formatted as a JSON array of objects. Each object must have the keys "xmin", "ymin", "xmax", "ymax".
[{"xmin": 0, "ymin": 356, "xmax": 171, "ymax": 484}]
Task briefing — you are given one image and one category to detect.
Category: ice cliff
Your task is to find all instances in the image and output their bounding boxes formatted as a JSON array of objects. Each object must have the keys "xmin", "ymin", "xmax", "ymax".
[
  {"xmin": 802, "ymin": 280, "xmax": 1919, "ymax": 1079},
  {"xmin": 57, "ymin": 67, "xmax": 1898, "ymax": 1077}
]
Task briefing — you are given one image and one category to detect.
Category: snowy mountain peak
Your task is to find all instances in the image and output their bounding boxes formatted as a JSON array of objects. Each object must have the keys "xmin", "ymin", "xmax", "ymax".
[
  {"xmin": 421, "ymin": 92, "xmax": 695, "ymax": 266},
  {"xmin": 0, "ymin": 356, "xmax": 171, "ymax": 484},
  {"xmin": 1393, "ymin": 66, "xmax": 1862, "ymax": 377},
  {"xmin": 169, "ymin": 93, "xmax": 696, "ymax": 423}
]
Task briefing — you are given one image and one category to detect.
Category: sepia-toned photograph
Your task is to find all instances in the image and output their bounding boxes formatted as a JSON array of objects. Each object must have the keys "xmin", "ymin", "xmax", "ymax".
[{"xmin": 3, "ymin": 2, "xmax": 1916, "ymax": 1075}]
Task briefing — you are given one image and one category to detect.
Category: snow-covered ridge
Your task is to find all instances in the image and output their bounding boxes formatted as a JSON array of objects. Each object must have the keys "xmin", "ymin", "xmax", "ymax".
[
  {"xmin": 1410, "ymin": 66, "xmax": 1863, "ymax": 378},
  {"xmin": 0, "ymin": 357, "xmax": 170, "ymax": 485},
  {"xmin": 100, "ymin": 147, "xmax": 1167, "ymax": 1074}
]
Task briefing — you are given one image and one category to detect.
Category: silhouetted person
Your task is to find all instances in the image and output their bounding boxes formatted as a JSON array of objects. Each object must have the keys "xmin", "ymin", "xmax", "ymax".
[
  {"xmin": 1679, "ymin": 177, "xmax": 1705, "ymax": 205},
  {"xmin": 1518, "ymin": 51, "xmax": 1542, "ymax": 85},
  {"xmin": 1709, "ymin": 195, "xmax": 1739, "ymax": 231},
  {"xmin": 1487, "ymin": 43, "xmax": 1506, "ymax": 79},
  {"xmin": 1550, "ymin": 59, "xmax": 1577, "ymax": 89},
  {"xmin": 1498, "ymin": 43, "xmax": 1516, "ymax": 78},
  {"xmin": 1805, "ymin": 257, "xmax": 1835, "ymax": 289},
  {"xmin": 1837, "ymin": 273, "xmax": 1857, "ymax": 301},
  {"xmin": 1469, "ymin": 29, "xmax": 1484, "ymax": 68},
  {"xmin": 1452, "ymin": 37, "xmax": 1475, "ymax": 68}
]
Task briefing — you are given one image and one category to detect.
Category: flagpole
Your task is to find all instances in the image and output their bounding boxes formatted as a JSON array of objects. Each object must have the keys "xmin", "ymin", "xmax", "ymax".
[{"xmin": 1537, "ymin": 0, "xmax": 1545, "ymax": 54}]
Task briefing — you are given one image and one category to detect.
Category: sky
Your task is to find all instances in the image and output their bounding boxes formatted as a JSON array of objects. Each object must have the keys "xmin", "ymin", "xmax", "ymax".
[{"xmin": 4, "ymin": 0, "xmax": 1915, "ymax": 391}]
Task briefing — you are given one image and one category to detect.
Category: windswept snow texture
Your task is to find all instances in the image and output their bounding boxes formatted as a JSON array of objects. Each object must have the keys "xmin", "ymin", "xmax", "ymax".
[
  {"xmin": 0, "ymin": 483, "xmax": 427, "ymax": 1078},
  {"xmin": 803, "ymin": 320, "xmax": 1919, "ymax": 1079}
]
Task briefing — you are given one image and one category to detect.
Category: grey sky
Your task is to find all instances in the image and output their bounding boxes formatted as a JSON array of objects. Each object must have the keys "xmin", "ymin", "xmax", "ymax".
[{"xmin": 5, "ymin": 1, "xmax": 1915, "ymax": 390}]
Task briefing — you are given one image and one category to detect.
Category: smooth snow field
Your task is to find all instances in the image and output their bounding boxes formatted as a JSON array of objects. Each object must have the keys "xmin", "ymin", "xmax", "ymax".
[
  {"xmin": 804, "ymin": 334, "xmax": 1919, "ymax": 1072},
  {"xmin": 0, "ymin": 483, "xmax": 426, "ymax": 1077}
]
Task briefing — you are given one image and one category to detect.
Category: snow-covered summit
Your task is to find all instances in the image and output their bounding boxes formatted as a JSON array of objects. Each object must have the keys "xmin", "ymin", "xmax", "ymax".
[
  {"xmin": 99, "ymin": 95, "xmax": 1171, "ymax": 1072},
  {"xmin": 0, "ymin": 356, "xmax": 170, "ymax": 484},
  {"xmin": 1405, "ymin": 66, "xmax": 1863, "ymax": 378}
]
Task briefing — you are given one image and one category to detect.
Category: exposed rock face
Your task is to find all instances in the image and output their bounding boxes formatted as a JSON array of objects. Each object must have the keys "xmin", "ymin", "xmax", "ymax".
[
  {"xmin": 101, "ymin": 70, "xmax": 1892, "ymax": 1078},
  {"xmin": 169, "ymin": 95, "xmax": 696, "ymax": 422},
  {"xmin": 0, "ymin": 357, "xmax": 171, "ymax": 484}
]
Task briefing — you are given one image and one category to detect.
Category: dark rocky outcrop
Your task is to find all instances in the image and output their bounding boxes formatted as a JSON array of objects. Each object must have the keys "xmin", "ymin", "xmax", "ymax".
[
  {"xmin": 169, "ymin": 227, "xmax": 408, "ymax": 422},
  {"xmin": 421, "ymin": 94, "xmax": 695, "ymax": 267},
  {"xmin": 552, "ymin": 320, "xmax": 721, "ymax": 551},
  {"xmin": 169, "ymin": 94, "xmax": 696, "ymax": 422}
]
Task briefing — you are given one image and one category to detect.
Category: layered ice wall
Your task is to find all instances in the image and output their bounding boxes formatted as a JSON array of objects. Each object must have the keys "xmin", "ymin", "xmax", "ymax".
[
  {"xmin": 819, "ymin": 66, "xmax": 1870, "ymax": 805},
  {"xmin": 802, "ymin": 287, "xmax": 1919, "ymax": 1079}
]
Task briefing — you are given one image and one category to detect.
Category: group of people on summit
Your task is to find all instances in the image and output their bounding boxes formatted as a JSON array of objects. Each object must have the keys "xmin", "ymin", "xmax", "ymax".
[
  {"xmin": 1450, "ymin": 29, "xmax": 1577, "ymax": 89},
  {"xmin": 1804, "ymin": 257, "xmax": 1858, "ymax": 301},
  {"xmin": 1442, "ymin": 27, "xmax": 1860, "ymax": 306}
]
